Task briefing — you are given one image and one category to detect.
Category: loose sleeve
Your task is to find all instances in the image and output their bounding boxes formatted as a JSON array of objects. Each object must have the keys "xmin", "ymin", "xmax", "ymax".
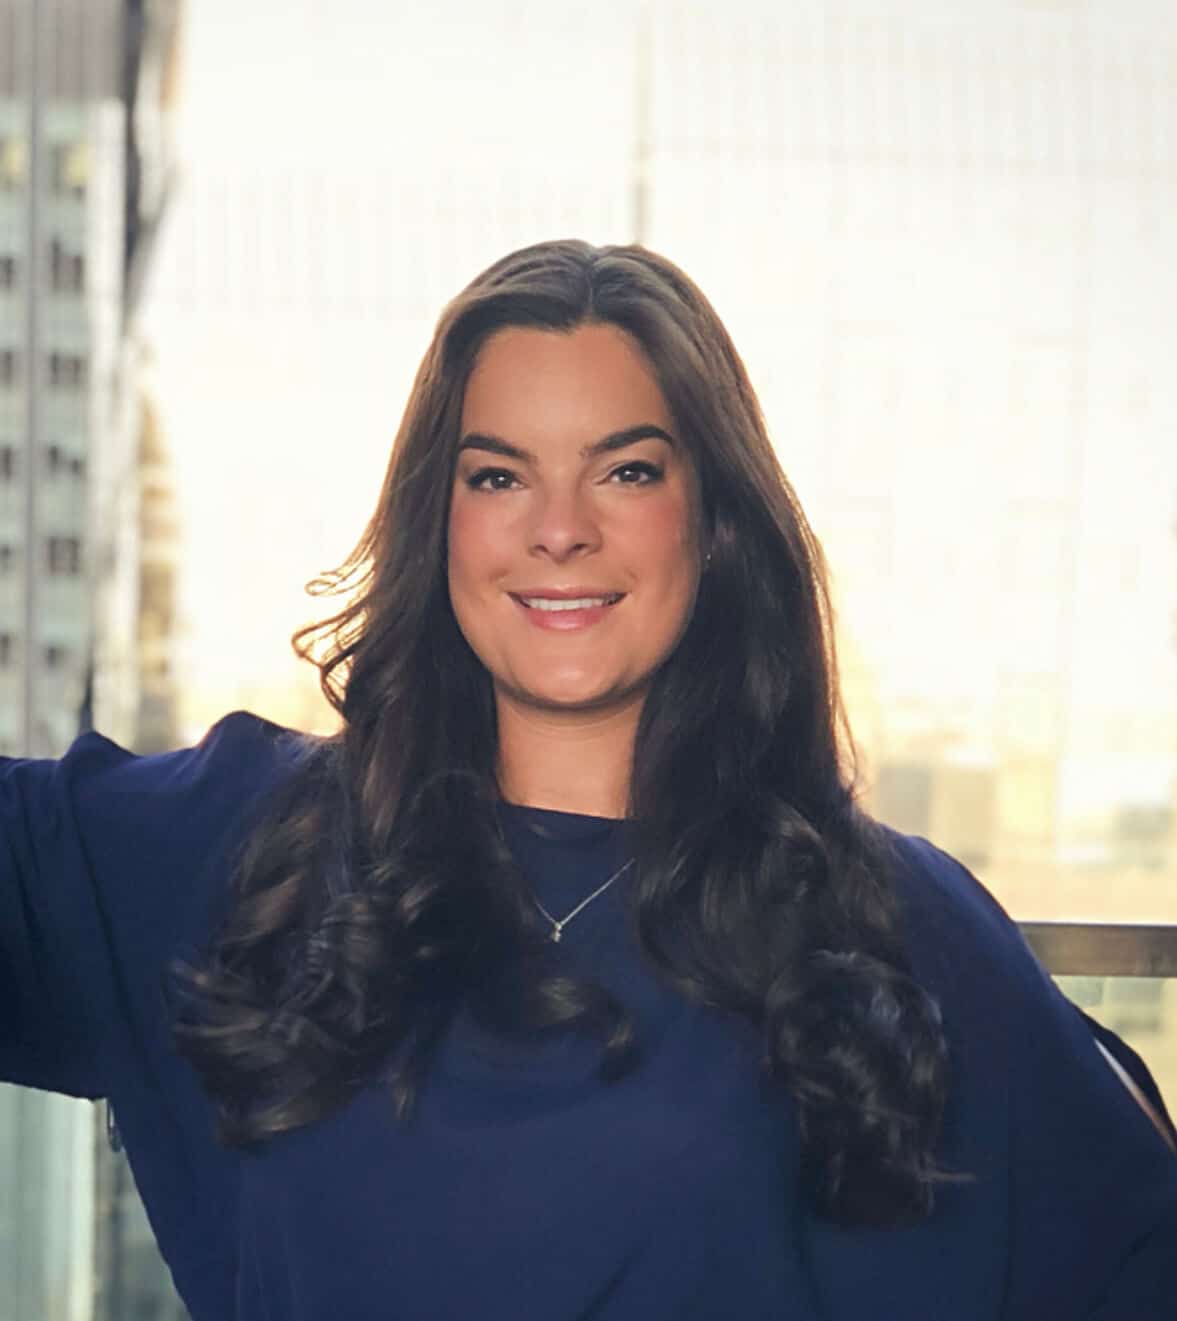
[
  {"xmin": 898, "ymin": 835, "xmax": 1177, "ymax": 1320},
  {"xmin": 0, "ymin": 710, "xmax": 301, "ymax": 1100}
]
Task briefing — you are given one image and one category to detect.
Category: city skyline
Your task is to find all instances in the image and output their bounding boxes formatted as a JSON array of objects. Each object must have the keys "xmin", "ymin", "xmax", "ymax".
[{"xmin": 142, "ymin": 0, "xmax": 1177, "ymax": 923}]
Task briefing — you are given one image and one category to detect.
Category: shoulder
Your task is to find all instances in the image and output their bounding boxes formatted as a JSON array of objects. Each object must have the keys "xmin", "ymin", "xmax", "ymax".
[
  {"xmin": 870, "ymin": 830, "xmax": 1177, "ymax": 1314},
  {"xmin": 4, "ymin": 709, "xmax": 316, "ymax": 855},
  {"xmin": 875, "ymin": 828, "xmax": 1040, "ymax": 993},
  {"xmin": 64, "ymin": 710, "xmax": 317, "ymax": 825},
  {"xmin": 879, "ymin": 825, "xmax": 1177, "ymax": 1141},
  {"xmin": 871, "ymin": 826, "xmax": 1074, "ymax": 1071},
  {"xmin": 880, "ymin": 829, "xmax": 1011, "ymax": 927},
  {"xmin": 65, "ymin": 708, "xmax": 313, "ymax": 783},
  {"xmin": 62, "ymin": 710, "xmax": 324, "ymax": 927}
]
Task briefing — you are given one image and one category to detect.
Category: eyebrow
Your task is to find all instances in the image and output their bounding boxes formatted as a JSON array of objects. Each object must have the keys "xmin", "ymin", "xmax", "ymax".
[{"xmin": 457, "ymin": 423, "xmax": 677, "ymax": 464}]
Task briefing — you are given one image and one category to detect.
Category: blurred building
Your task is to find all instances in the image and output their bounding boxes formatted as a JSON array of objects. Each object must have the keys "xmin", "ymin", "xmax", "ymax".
[
  {"xmin": 143, "ymin": 0, "xmax": 1176, "ymax": 911},
  {"xmin": 0, "ymin": 0, "xmax": 182, "ymax": 1316},
  {"xmin": 637, "ymin": 0, "xmax": 1177, "ymax": 909},
  {"xmin": 90, "ymin": 387, "xmax": 185, "ymax": 1321}
]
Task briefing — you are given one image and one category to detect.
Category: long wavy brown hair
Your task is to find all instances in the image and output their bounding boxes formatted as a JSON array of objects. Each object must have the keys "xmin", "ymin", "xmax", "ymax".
[{"xmin": 171, "ymin": 238, "xmax": 954, "ymax": 1227}]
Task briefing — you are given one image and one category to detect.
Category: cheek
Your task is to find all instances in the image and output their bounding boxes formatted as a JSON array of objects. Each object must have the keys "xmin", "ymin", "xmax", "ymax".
[
  {"xmin": 447, "ymin": 499, "xmax": 505, "ymax": 589},
  {"xmin": 628, "ymin": 493, "xmax": 697, "ymax": 586}
]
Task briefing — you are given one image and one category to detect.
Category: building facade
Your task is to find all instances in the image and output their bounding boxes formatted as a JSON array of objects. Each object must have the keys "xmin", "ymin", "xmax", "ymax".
[{"xmin": 0, "ymin": 0, "xmax": 182, "ymax": 1316}]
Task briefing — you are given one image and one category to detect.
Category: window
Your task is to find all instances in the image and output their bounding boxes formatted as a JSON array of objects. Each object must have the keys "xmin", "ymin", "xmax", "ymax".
[
  {"xmin": 0, "ymin": 254, "xmax": 17, "ymax": 291},
  {"xmin": 43, "ymin": 643, "xmax": 67, "ymax": 669},
  {"xmin": 0, "ymin": 544, "xmax": 15, "ymax": 573},
  {"xmin": 48, "ymin": 352, "xmax": 87, "ymax": 389},
  {"xmin": 0, "ymin": 138, "xmax": 25, "ymax": 190},
  {"xmin": 51, "ymin": 142, "xmax": 89, "ymax": 197},
  {"xmin": 46, "ymin": 535, "xmax": 81, "ymax": 575},
  {"xmin": 0, "ymin": 633, "xmax": 12, "ymax": 667},
  {"xmin": 49, "ymin": 239, "xmax": 85, "ymax": 294},
  {"xmin": 0, "ymin": 446, "xmax": 14, "ymax": 480},
  {"xmin": 43, "ymin": 445, "xmax": 85, "ymax": 479},
  {"xmin": 0, "ymin": 349, "xmax": 18, "ymax": 387}
]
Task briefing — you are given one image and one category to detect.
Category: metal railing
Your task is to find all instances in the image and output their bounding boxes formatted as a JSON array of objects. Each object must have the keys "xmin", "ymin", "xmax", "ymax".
[{"xmin": 1020, "ymin": 923, "xmax": 1177, "ymax": 978}]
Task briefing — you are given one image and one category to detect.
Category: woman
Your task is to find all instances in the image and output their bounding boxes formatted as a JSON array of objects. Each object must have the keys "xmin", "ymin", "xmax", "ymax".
[{"xmin": 1, "ymin": 239, "xmax": 1175, "ymax": 1320}]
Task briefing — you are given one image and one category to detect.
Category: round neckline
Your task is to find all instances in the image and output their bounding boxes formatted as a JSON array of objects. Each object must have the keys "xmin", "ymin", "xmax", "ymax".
[
  {"xmin": 498, "ymin": 800, "xmax": 627, "ymax": 824},
  {"xmin": 495, "ymin": 800, "xmax": 628, "ymax": 845}
]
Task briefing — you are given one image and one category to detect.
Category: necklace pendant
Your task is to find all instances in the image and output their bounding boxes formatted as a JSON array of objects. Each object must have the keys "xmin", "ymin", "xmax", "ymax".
[{"xmin": 531, "ymin": 857, "xmax": 632, "ymax": 950}]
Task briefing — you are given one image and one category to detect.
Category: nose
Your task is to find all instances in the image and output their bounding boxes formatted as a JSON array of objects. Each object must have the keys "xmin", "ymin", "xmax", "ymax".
[{"xmin": 527, "ymin": 483, "xmax": 602, "ymax": 561}]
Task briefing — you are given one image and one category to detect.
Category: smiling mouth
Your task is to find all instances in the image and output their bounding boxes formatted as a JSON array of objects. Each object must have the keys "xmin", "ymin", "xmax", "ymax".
[{"xmin": 512, "ymin": 593, "xmax": 625, "ymax": 613}]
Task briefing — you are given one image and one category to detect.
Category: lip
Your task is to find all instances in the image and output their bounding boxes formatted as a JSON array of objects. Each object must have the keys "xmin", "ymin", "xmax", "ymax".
[{"xmin": 508, "ymin": 588, "xmax": 625, "ymax": 600}]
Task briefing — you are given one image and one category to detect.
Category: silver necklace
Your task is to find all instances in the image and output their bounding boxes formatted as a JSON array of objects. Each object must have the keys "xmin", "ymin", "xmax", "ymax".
[{"xmin": 532, "ymin": 858, "xmax": 635, "ymax": 943}]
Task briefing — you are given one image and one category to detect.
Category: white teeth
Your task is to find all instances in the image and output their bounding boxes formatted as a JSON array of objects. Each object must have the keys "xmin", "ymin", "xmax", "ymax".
[{"xmin": 520, "ymin": 595, "xmax": 619, "ymax": 612}]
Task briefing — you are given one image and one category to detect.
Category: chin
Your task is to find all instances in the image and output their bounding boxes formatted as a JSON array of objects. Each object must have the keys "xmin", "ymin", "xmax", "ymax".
[
  {"xmin": 529, "ymin": 687, "xmax": 622, "ymax": 711},
  {"xmin": 508, "ymin": 673, "xmax": 641, "ymax": 713}
]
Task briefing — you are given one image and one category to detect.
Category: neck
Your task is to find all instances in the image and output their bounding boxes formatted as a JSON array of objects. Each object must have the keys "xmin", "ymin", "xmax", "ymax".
[{"xmin": 494, "ymin": 691, "xmax": 641, "ymax": 819}]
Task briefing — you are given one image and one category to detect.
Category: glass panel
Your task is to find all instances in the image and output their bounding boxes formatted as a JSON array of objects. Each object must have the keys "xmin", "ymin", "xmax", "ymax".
[
  {"xmin": 1057, "ymin": 976, "xmax": 1177, "ymax": 1114},
  {"xmin": 93, "ymin": 1130, "xmax": 190, "ymax": 1320}
]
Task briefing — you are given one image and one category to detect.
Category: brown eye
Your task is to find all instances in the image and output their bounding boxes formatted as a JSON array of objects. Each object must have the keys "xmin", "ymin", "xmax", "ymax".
[
  {"xmin": 465, "ymin": 467, "xmax": 520, "ymax": 492},
  {"xmin": 610, "ymin": 461, "xmax": 663, "ymax": 485}
]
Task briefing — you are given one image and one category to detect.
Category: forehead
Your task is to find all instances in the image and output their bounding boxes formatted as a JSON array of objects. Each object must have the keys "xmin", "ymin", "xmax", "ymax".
[{"xmin": 460, "ymin": 323, "xmax": 674, "ymax": 438}]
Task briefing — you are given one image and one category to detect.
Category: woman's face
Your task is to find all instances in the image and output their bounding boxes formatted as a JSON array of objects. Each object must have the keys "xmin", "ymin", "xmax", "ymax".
[{"xmin": 447, "ymin": 321, "xmax": 702, "ymax": 717}]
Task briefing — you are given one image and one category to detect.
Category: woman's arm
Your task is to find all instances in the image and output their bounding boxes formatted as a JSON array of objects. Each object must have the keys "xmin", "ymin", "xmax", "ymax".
[
  {"xmin": 892, "ymin": 832, "xmax": 1177, "ymax": 1319},
  {"xmin": 0, "ymin": 749, "xmax": 108, "ymax": 1095},
  {"xmin": 0, "ymin": 710, "xmax": 299, "ymax": 1098}
]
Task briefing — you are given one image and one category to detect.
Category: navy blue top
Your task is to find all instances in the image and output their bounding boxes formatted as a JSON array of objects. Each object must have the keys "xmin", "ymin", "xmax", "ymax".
[{"xmin": 2, "ymin": 710, "xmax": 1176, "ymax": 1319}]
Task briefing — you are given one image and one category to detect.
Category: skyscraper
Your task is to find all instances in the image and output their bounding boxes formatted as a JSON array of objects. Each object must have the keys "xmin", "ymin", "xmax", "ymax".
[{"xmin": 0, "ymin": 1, "xmax": 180, "ymax": 1315}]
